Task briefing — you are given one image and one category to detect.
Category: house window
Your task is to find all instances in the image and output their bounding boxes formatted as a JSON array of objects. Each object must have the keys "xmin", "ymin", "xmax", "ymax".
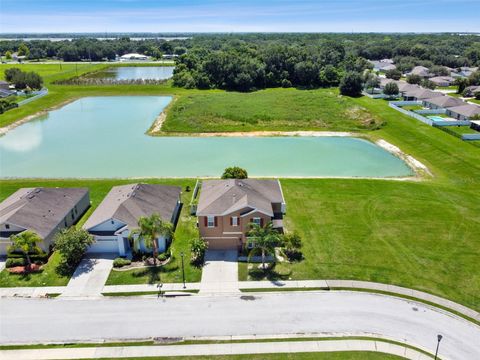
[
  {"xmin": 252, "ymin": 217, "xmax": 261, "ymax": 226},
  {"xmin": 5, "ymin": 224, "xmax": 10, "ymax": 229},
  {"xmin": 247, "ymin": 240, "xmax": 255, "ymax": 249},
  {"xmin": 231, "ymin": 216, "xmax": 239, "ymax": 226},
  {"xmin": 207, "ymin": 216, "xmax": 215, "ymax": 228}
]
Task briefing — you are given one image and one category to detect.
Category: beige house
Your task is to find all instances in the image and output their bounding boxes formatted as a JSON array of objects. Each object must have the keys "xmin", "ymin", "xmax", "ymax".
[
  {"xmin": 422, "ymin": 96, "xmax": 464, "ymax": 110},
  {"xmin": 0, "ymin": 188, "xmax": 90, "ymax": 255},
  {"xmin": 196, "ymin": 179, "xmax": 286, "ymax": 251}
]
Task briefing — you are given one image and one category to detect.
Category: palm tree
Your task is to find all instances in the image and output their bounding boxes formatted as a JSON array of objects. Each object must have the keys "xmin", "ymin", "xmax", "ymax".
[
  {"xmin": 247, "ymin": 222, "xmax": 281, "ymax": 271},
  {"xmin": 131, "ymin": 213, "xmax": 173, "ymax": 265},
  {"xmin": 9, "ymin": 231, "xmax": 42, "ymax": 271}
]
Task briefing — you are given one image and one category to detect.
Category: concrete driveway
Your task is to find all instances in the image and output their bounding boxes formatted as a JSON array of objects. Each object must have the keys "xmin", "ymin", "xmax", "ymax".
[
  {"xmin": 61, "ymin": 254, "xmax": 115, "ymax": 298},
  {"xmin": 200, "ymin": 250, "xmax": 238, "ymax": 294},
  {"xmin": 0, "ymin": 256, "xmax": 6, "ymax": 272}
]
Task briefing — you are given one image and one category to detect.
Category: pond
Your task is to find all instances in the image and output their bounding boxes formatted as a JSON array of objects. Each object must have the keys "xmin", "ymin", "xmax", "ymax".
[
  {"xmin": 0, "ymin": 96, "xmax": 414, "ymax": 178},
  {"xmin": 85, "ymin": 66, "xmax": 174, "ymax": 80}
]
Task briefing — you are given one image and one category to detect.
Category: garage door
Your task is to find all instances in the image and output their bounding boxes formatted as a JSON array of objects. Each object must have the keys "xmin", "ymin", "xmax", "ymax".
[
  {"xmin": 87, "ymin": 237, "xmax": 119, "ymax": 254},
  {"xmin": 207, "ymin": 237, "xmax": 240, "ymax": 251}
]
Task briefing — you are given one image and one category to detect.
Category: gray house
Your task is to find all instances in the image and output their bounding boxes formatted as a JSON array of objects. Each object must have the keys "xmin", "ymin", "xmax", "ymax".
[
  {"xmin": 83, "ymin": 184, "xmax": 182, "ymax": 256},
  {"xmin": 422, "ymin": 96, "xmax": 465, "ymax": 110},
  {"xmin": 446, "ymin": 104, "xmax": 480, "ymax": 121},
  {"xmin": 429, "ymin": 76, "xmax": 455, "ymax": 87},
  {"xmin": 403, "ymin": 88, "xmax": 443, "ymax": 101},
  {"xmin": 0, "ymin": 188, "xmax": 90, "ymax": 255},
  {"xmin": 407, "ymin": 66, "xmax": 431, "ymax": 78}
]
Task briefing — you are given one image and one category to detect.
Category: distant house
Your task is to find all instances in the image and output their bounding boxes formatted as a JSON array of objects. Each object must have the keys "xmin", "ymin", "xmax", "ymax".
[
  {"xmin": 407, "ymin": 66, "xmax": 431, "ymax": 78},
  {"xmin": 0, "ymin": 188, "xmax": 90, "ymax": 255},
  {"xmin": 471, "ymin": 120, "xmax": 480, "ymax": 131},
  {"xmin": 463, "ymin": 86, "xmax": 480, "ymax": 98},
  {"xmin": 403, "ymin": 88, "xmax": 443, "ymax": 101},
  {"xmin": 446, "ymin": 104, "xmax": 480, "ymax": 121},
  {"xmin": 422, "ymin": 96, "xmax": 464, "ymax": 110},
  {"xmin": 196, "ymin": 179, "xmax": 286, "ymax": 251},
  {"xmin": 429, "ymin": 76, "xmax": 455, "ymax": 87},
  {"xmin": 0, "ymin": 89, "xmax": 14, "ymax": 98},
  {"xmin": 0, "ymin": 80, "xmax": 9, "ymax": 91},
  {"xmin": 162, "ymin": 54, "xmax": 179, "ymax": 60},
  {"xmin": 119, "ymin": 53, "xmax": 149, "ymax": 61},
  {"xmin": 371, "ymin": 59, "xmax": 396, "ymax": 72},
  {"xmin": 83, "ymin": 184, "xmax": 181, "ymax": 256}
]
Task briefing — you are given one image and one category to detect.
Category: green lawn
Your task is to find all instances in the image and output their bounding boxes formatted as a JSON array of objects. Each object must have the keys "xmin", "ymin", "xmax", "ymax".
[
  {"xmin": 0, "ymin": 179, "xmax": 202, "ymax": 287},
  {"xmin": 0, "ymin": 251, "xmax": 71, "ymax": 287},
  {"xmin": 161, "ymin": 88, "xmax": 384, "ymax": 133},
  {"xmin": 442, "ymin": 125, "xmax": 479, "ymax": 135}
]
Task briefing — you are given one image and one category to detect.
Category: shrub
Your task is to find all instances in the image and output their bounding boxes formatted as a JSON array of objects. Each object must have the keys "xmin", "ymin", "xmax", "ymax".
[
  {"xmin": 6, "ymin": 258, "xmax": 25, "ymax": 268},
  {"xmin": 221, "ymin": 166, "xmax": 248, "ymax": 179},
  {"xmin": 54, "ymin": 228, "xmax": 94, "ymax": 275},
  {"xmin": 157, "ymin": 253, "xmax": 168, "ymax": 262},
  {"xmin": 113, "ymin": 258, "xmax": 131, "ymax": 268},
  {"xmin": 339, "ymin": 72, "xmax": 363, "ymax": 97},
  {"xmin": 190, "ymin": 238, "xmax": 207, "ymax": 266},
  {"xmin": 282, "ymin": 231, "xmax": 303, "ymax": 262}
]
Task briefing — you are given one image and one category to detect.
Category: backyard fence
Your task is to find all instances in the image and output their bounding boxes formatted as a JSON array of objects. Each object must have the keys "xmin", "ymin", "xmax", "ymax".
[
  {"xmin": 415, "ymin": 109, "xmax": 446, "ymax": 115},
  {"xmin": 17, "ymin": 88, "xmax": 49, "ymax": 106},
  {"xmin": 435, "ymin": 125, "xmax": 480, "ymax": 140},
  {"xmin": 389, "ymin": 101, "xmax": 433, "ymax": 126},
  {"xmin": 432, "ymin": 120, "xmax": 471, "ymax": 127}
]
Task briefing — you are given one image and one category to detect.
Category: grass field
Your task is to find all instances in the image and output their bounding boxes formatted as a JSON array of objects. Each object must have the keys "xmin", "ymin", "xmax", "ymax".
[
  {"xmin": 0, "ymin": 179, "xmax": 202, "ymax": 286},
  {"xmin": 161, "ymin": 88, "xmax": 384, "ymax": 133}
]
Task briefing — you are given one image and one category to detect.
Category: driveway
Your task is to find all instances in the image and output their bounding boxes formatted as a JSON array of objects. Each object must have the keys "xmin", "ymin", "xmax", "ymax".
[
  {"xmin": 1, "ymin": 291, "xmax": 479, "ymax": 359},
  {"xmin": 61, "ymin": 254, "xmax": 115, "ymax": 298},
  {"xmin": 0, "ymin": 256, "xmax": 5, "ymax": 272},
  {"xmin": 200, "ymin": 250, "xmax": 239, "ymax": 294}
]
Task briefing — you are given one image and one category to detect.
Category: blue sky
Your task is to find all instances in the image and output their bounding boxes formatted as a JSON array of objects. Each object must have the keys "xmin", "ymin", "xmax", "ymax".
[{"xmin": 0, "ymin": 0, "xmax": 479, "ymax": 33}]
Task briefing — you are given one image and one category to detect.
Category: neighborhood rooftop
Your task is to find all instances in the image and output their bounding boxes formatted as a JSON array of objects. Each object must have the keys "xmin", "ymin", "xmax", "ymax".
[
  {"xmin": 0, "ymin": 187, "xmax": 88, "ymax": 239},
  {"xmin": 196, "ymin": 179, "xmax": 284, "ymax": 217},
  {"xmin": 83, "ymin": 183, "xmax": 181, "ymax": 230},
  {"xmin": 446, "ymin": 104, "xmax": 480, "ymax": 118},
  {"xmin": 423, "ymin": 96, "xmax": 465, "ymax": 108}
]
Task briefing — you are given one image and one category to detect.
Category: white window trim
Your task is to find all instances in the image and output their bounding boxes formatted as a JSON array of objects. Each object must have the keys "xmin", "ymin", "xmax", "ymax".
[
  {"xmin": 207, "ymin": 216, "xmax": 215, "ymax": 228},
  {"xmin": 252, "ymin": 217, "xmax": 261, "ymax": 225},
  {"xmin": 232, "ymin": 216, "xmax": 239, "ymax": 226}
]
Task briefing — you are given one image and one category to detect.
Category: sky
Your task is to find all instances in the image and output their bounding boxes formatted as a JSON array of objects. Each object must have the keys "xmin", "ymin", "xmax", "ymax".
[{"xmin": 0, "ymin": 0, "xmax": 479, "ymax": 34}]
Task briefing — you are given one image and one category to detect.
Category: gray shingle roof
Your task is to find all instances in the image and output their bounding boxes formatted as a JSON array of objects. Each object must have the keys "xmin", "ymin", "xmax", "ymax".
[
  {"xmin": 83, "ymin": 184, "xmax": 181, "ymax": 230},
  {"xmin": 0, "ymin": 187, "xmax": 89, "ymax": 239},
  {"xmin": 423, "ymin": 96, "xmax": 465, "ymax": 108},
  {"xmin": 448, "ymin": 104, "xmax": 480, "ymax": 118},
  {"xmin": 404, "ymin": 88, "xmax": 443, "ymax": 100},
  {"xmin": 196, "ymin": 179, "xmax": 284, "ymax": 217}
]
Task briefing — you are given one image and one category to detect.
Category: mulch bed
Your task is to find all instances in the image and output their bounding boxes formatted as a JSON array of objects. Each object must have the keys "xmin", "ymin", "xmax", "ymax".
[{"xmin": 8, "ymin": 264, "xmax": 42, "ymax": 274}]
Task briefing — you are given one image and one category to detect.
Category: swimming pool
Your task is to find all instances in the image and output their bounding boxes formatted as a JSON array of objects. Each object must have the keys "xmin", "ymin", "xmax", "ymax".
[
  {"xmin": 0, "ymin": 97, "xmax": 414, "ymax": 178},
  {"xmin": 428, "ymin": 115, "xmax": 449, "ymax": 122}
]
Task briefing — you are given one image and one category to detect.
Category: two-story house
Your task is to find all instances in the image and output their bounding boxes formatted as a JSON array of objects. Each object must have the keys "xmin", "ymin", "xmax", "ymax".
[{"xmin": 196, "ymin": 179, "xmax": 286, "ymax": 251}]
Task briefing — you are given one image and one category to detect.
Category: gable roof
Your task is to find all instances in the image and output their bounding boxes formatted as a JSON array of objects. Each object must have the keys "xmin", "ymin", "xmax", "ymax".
[
  {"xmin": 404, "ymin": 87, "xmax": 443, "ymax": 100},
  {"xmin": 197, "ymin": 179, "xmax": 284, "ymax": 217},
  {"xmin": 423, "ymin": 96, "xmax": 465, "ymax": 108},
  {"xmin": 447, "ymin": 104, "xmax": 480, "ymax": 118},
  {"xmin": 409, "ymin": 66, "xmax": 430, "ymax": 77},
  {"xmin": 83, "ymin": 184, "xmax": 181, "ymax": 230},
  {"xmin": 429, "ymin": 76, "xmax": 455, "ymax": 84},
  {"xmin": 0, "ymin": 187, "xmax": 88, "ymax": 239}
]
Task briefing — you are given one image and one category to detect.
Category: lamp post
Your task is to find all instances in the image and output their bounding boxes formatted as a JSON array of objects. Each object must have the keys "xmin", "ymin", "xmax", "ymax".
[
  {"xmin": 180, "ymin": 252, "xmax": 186, "ymax": 289},
  {"xmin": 434, "ymin": 334, "xmax": 443, "ymax": 360}
]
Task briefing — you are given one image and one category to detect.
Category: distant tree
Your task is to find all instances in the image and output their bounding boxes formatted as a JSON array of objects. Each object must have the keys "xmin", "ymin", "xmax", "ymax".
[
  {"xmin": 17, "ymin": 43, "xmax": 30, "ymax": 57},
  {"xmin": 174, "ymin": 46, "xmax": 187, "ymax": 56},
  {"xmin": 406, "ymin": 74, "xmax": 422, "ymax": 85},
  {"xmin": 318, "ymin": 65, "xmax": 340, "ymax": 87},
  {"xmin": 455, "ymin": 78, "xmax": 469, "ymax": 94},
  {"xmin": 385, "ymin": 69, "xmax": 402, "ymax": 80},
  {"xmin": 28, "ymin": 48, "xmax": 46, "ymax": 61},
  {"xmin": 430, "ymin": 65, "xmax": 449, "ymax": 76},
  {"xmin": 222, "ymin": 166, "xmax": 248, "ymax": 179},
  {"xmin": 468, "ymin": 71, "xmax": 480, "ymax": 86},
  {"xmin": 55, "ymin": 228, "xmax": 94, "ymax": 274},
  {"xmin": 339, "ymin": 72, "xmax": 363, "ymax": 97},
  {"xmin": 24, "ymin": 71, "xmax": 43, "ymax": 89},
  {"xmin": 383, "ymin": 82, "xmax": 400, "ymax": 97},
  {"xmin": 4, "ymin": 68, "xmax": 43, "ymax": 90},
  {"xmin": 421, "ymin": 79, "xmax": 436, "ymax": 90},
  {"xmin": 364, "ymin": 72, "xmax": 380, "ymax": 94},
  {"xmin": 5, "ymin": 50, "xmax": 12, "ymax": 60},
  {"xmin": 4, "ymin": 68, "xmax": 21, "ymax": 82},
  {"xmin": 8, "ymin": 231, "xmax": 42, "ymax": 271}
]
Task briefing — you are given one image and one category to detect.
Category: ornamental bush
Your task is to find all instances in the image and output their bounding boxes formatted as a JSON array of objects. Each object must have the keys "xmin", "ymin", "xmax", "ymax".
[{"xmin": 113, "ymin": 258, "xmax": 131, "ymax": 268}]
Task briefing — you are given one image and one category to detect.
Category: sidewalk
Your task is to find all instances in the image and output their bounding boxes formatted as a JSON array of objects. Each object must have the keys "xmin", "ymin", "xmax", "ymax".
[{"xmin": 0, "ymin": 339, "xmax": 435, "ymax": 360}]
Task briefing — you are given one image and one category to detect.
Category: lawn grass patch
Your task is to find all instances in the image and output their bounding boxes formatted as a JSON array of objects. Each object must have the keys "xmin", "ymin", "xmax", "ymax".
[
  {"xmin": 0, "ymin": 251, "xmax": 71, "ymax": 287},
  {"xmin": 161, "ymin": 88, "xmax": 384, "ymax": 133}
]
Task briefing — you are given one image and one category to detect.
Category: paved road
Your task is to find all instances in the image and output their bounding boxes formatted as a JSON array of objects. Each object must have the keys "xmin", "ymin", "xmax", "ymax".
[{"xmin": 1, "ymin": 291, "xmax": 479, "ymax": 360}]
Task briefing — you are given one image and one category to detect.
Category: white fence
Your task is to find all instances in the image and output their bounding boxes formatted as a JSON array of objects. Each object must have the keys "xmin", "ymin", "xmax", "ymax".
[
  {"xmin": 389, "ymin": 101, "xmax": 434, "ymax": 126},
  {"xmin": 17, "ymin": 88, "xmax": 49, "ymax": 106}
]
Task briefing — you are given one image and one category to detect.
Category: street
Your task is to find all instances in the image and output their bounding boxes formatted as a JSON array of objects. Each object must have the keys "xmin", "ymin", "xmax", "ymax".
[{"xmin": 1, "ymin": 290, "xmax": 479, "ymax": 359}]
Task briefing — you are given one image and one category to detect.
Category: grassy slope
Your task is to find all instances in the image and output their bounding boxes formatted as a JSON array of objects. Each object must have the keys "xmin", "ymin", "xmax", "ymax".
[
  {"xmin": 0, "ymin": 179, "xmax": 202, "ymax": 286},
  {"xmin": 162, "ymin": 88, "xmax": 383, "ymax": 132}
]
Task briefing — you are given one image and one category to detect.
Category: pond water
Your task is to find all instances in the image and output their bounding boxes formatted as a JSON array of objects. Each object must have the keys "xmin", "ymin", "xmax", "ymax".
[
  {"xmin": 86, "ymin": 66, "xmax": 174, "ymax": 80},
  {"xmin": 0, "ymin": 96, "xmax": 414, "ymax": 178}
]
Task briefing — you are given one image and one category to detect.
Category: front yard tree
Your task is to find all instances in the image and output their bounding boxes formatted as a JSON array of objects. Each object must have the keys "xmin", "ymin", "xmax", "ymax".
[
  {"xmin": 406, "ymin": 74, "xmax": 422, "ymax": 85},
  {"xmin": 364, "ymin": 72, "xmax": 380, "ymax": 94},
  {"xmin": 55, "ymin": 228, "xmax": 94, "ymax": 274},
  {"xmin": 383, "ymin": 82, "xmax": 399, "ymax": 98},
  {"xmin": 385, "ymin": 69, "xmax": 402, "ymax": 80},
  {"xmin": 8, "ymin": 231, "xmax": 42, "ymax": 271},
  {"xmin": 222, "ymin": 166, "xmax": 248, "ymax": 179},
  {"xmin": 132, "ymin": 213, "xmax": 173, "ymax": 265},
  {"xmin": 190, "ymin": 238, "xmax": 207, "ymax": 265},
  {"xmin": 339, "ymin": 72, "xmax": 363, "ymax": 97},
  {"xmin": 247, "ymin": 222, "xmax": 281, "ymax": 271}
]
